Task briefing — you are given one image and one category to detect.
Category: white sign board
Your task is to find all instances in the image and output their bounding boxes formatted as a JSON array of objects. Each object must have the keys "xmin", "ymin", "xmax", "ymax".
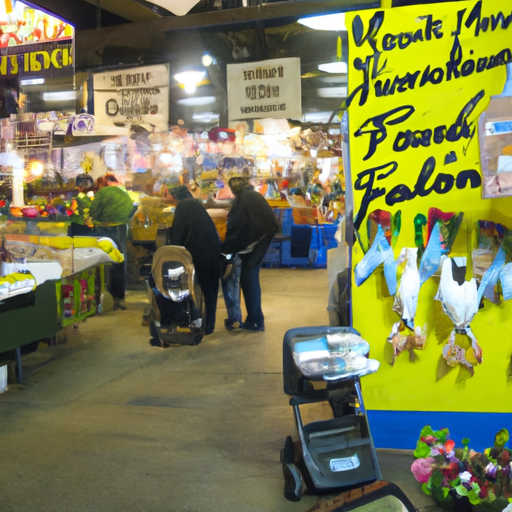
[
  {"xmin": 227, "ymin": 58, "xmax": 302, "ymax": 121},
  {"xmin": 93, "ymin": 64, "xmax": 169, "ymax": 130}
]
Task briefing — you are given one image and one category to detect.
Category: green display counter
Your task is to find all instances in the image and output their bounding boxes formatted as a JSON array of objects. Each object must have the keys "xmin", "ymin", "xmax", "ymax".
[{"xmin": 0, "ymin": 280, "xmax": 59, "ymax": 382}]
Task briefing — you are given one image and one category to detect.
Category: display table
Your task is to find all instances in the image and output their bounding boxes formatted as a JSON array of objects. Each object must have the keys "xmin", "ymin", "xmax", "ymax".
[{"xmin": 0, "ymin": 280, "xmax": 59, "ymax": 382}]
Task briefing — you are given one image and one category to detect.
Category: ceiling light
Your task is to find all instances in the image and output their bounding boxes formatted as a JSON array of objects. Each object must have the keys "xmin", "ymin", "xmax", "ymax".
[
  {"xmin": 318, "ymin": 61, "xmax": 348, "ymax": 74},
  {"xmin": 192, "ymin": 112, "xmax": 220, "ymax": 123},
  {"xmin": 317, "ymin": 87, "xmax": 348, "ymax": 98},
  {"xmin": 298, "ymin": 13, "xmax": 346, "ymax": 31},
  {"xmin": 202, "ymin": 53, "xmax": 214, "ymax": 67},
  {"xmin": 20, "ymin": 78, "xmax": 45, "ymax": 86},
  {"xmin": 177, "ymin": 96, "xmax": 216, "ymax": 107},
  {"xmin": 42, "ymin": 91, "xmax": 76, "ymax": 101},
  {"xmin": 174, "ymin": 70, "xmax": 206, "ymax": 94}
]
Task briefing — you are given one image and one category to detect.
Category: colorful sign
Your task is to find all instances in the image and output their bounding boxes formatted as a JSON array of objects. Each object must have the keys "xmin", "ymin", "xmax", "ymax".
[
  {"xmin": 0, "ymin": 0, "xmax": 74, "ymax": 78},
  {"xmin": 227, "ymin": 57, "xmax": 302, "ymax": 121},
  {"xmin": 93, "ymin": 64, "xmax": 170, "ymax": 130},
  {"xmin": 346, "ymin": 0, "xmax": 512, "ymax": 439}
]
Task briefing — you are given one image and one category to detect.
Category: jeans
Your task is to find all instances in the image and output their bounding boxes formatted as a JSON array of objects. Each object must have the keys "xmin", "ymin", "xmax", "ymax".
[
  {"xmin": 221, "ymin": 256, "xmax": 242, "ymax": 326},
  {"xmin": 240, "ymin": 261, "xmax": 264, "ymax": 330}
]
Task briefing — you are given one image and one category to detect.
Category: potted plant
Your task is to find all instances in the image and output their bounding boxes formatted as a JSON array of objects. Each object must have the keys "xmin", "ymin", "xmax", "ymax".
[{"xmin": 411, "ymin": 426, "xmax": 512, "ymax": 511}]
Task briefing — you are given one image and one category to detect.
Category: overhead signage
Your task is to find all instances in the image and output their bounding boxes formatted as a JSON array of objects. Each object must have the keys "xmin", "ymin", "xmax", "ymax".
[
  {"xmin": 227, "ymin": 57, "xmax": 302, "ymax": 121},
  {"xmin": 93, "ymin": 64, "xmax": 170, "ymax": 130}
]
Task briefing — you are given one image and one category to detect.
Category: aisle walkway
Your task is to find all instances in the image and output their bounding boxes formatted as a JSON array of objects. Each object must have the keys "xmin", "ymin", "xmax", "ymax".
[{"xmin": 0, "ymin": 269, "xmax": 439, "ymax": 512}]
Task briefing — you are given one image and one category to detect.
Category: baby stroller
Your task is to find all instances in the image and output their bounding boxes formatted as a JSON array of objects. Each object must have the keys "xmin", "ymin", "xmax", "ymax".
[
  {"xmin": 281, "ymin": 326, "xmax": 416, "ymax": 511},
  {"xmin": 145, "ymin": 245, "xmax": 204, "ymax": 347}
]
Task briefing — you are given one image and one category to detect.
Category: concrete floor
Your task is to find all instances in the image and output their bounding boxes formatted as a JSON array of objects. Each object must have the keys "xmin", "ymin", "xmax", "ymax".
[{"xmin": 0, "ymin": 268, "xmax": 442, "ymax": 512}]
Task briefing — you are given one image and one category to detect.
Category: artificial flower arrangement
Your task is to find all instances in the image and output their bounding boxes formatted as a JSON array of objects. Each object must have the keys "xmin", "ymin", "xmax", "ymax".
[{"xmin": 411, "ymin": 426, "xmax": 512, "ymax": 511}]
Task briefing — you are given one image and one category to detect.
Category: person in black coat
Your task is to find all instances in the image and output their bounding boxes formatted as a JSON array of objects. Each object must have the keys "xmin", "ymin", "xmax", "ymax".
[
  {"xmin": 221, "ymin": 177, "xmax": 279, "ymax": 331},
  {"xmin": 167, "ymin": 186, "xmax": 221, "ymax": 335}
]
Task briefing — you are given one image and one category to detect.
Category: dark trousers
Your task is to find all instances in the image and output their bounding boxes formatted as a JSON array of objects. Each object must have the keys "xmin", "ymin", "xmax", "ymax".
[
  {"xmin": 195, "ymin": 265, "xmax": 220, "ymax": 335},
  {"xmin": 93, "ymin": 224, "xmax": 128, "ymax": 301},
  {"xmin": 238, "ymin": 234, "xmax": 273, "ymax": 330},
  {"xmin": 239, "ymin": 261, "xmax": 264, "ymax": 329}
]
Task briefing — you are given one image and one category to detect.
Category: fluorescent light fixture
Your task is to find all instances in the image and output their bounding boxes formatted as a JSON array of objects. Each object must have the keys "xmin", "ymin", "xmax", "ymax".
[
  {"xmin": 318, "ymin": 61, "xmax": 348, "ymax": 74},
  {"xmin": 20, "ymin": 78, "xmax": 45, "ymax": 86},
  {"xmin": 177, "ymin": 96, "xmax": 216, "ymax": 107},
  {"xmin": 192, "ymin": 112, "xmax": 220, "ymax": 123},
  {"xmin": 174, "ymin": 70, "xmax": 206, "ymax": 94},
  {"xmin": 42, "ymin": 91, "xmax": 76, "ymax": 102},
  {"xmin": 319, "ymin": 75, "xmax": 346, "ymax": 84},
  {"xmin": 317, "ymin": 86, "xmax": 348, "ymax": 98},
  {"xmin": 303, "ymin": 111, "xmax": 340, "ymax": 123},
  {"xmin": 298, "ymin": 13, "xmax": 346, "ymax": 31}
]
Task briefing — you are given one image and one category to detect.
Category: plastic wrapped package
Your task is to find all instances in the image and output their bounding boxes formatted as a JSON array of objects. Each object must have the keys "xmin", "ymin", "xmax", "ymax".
[{"xmin": 292, "ymin": 334, "xmax": 379, "ymax": 381}]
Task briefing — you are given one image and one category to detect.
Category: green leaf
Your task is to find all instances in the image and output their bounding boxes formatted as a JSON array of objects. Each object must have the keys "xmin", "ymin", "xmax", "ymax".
[
  {"xmin": 434, "ymin": 428, "xmax": 449, "ymax": 442},
  {"xmin": 422, "ymin": 483, "xmax": 432, "ymax": 496},
  {"xmin": 419, "ymin": 425, "xmax": 436, "ymax": 439},
  {"xmin": 494, "ymin": 429, "xmax": 509, "ymax": 448},
  {"xmin": 414, "ymin": 441, "xmax": 431, "ymax": 459},
  {"xmin": 455, "ymin": 485, "xmax": 468, "ymax": 496},
  {"xmin": 468, "ymin": 488, "xmax": 481, "ymax": 505},
  {"xmin": 487, "ymin": 490, "xmax": 496, "ymax": 503},
  {"xmin": 431, "ymin": 470, "xmax": 444, "ymax": 488}
]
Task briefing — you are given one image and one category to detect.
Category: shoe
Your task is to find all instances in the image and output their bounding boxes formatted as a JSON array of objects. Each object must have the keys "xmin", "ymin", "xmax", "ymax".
[
  {"xmin": 224, "ymin": 319, "xmax": 243, "ymax": 332},
  {"xmin": 242, "ymin": 322, "xmax": 265, "ymax": 332},
  {"xmin": 114, "ymin": 299, "xmax": 127, "ymax": 311}
]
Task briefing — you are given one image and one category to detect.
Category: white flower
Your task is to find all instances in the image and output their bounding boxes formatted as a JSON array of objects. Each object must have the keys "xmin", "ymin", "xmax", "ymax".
[
  {"xmin": 459, "ymin": 471, "xmax": 472, "ymax": 483},
  {"xmin": 501, "ymin": 504, "xmax": 512, "ymax": 512}
]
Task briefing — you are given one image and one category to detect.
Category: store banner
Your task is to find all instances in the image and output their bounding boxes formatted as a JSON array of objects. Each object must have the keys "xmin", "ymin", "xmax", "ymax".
[
  {"xmin": 93, "ymin": 64, "xmax": 169, "ymax": 130},
  {"xmin": 227, "ymin": 57, "xmax": 302, "ymax": 121},
  {"xmin": 346, "ymin": 0, "xmax": 512, "ymax": 423},
  {"xmin": 0, "ymin": 1, "xmax": 74, "ymax": 79},
  {"xmin": 0, "ymin": 40, "xmax": 73, "ymax": 78}
]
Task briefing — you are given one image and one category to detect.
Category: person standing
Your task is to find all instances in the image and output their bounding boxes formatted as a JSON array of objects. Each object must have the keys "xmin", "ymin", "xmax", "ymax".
[
  {"xmin": 90, "ymin": 173, "xmax": 135, "ymax": 310},
  {"xmin": 167, "ymin": 186, "xmax": 221, "ymax": 335},
  {"xmin": 221, "ymin": 177, "xmax": 279, "ymax": 332}
]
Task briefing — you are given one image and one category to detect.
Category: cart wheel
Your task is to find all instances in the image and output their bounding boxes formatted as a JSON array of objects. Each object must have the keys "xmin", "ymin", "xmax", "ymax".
[{"xmin": 281, "ymin": 436, "xmax": 302, "ymax": 501}]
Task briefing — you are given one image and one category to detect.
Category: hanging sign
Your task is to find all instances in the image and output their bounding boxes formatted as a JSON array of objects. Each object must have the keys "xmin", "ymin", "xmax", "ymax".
[
  {"xmin": 227, "ymin": 57, "xmax": 302, "ymax": 121},
  {"xmin": 345, "ymin": 0, "xmax": 512, "ymax": 421},
  {"xmin": 0, "ymin": 0, "xmax": 74, "ymax": 79},
  {"xmin": 346, "ymin": 0, "xmax": 511, "ymax": 238},
  {"xmin": 93, "ymin": 64, "xmax": 169, "ymax": 130}
]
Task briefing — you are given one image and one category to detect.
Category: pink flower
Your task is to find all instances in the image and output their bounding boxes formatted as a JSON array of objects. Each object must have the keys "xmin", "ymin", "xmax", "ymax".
[{"xmin": 412, "ymin": 457, "xmax": 435, "ymax": 483}]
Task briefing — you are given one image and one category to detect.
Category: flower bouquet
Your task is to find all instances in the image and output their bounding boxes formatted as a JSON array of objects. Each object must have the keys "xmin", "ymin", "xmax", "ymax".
[{"xmin": 411, "ymin": 426, "xmax": 512, "ymax": 511}]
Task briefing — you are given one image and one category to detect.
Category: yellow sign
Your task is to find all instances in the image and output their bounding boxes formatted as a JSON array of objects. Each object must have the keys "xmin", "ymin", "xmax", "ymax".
[
  {"xmin": 0, "ymin": 42, "xmax": 73, "ymax": 76},
  {"xmin": 346, "ymin": 0, "xmax": 512, "ymax": 413}
]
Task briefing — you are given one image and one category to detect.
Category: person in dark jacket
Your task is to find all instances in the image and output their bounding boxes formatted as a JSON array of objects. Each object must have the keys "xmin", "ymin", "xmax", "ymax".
[
  {"xmin": 167, "ymin": 186, "xmax": 221, "ymax": 335},
  {"xmin": 221, "ymin": 177, "xmax": 279, "ymax": 331}
]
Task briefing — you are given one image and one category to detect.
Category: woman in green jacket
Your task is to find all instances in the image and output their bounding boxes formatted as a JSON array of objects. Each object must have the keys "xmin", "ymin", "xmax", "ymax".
[{"xmin": 90, "ymin": 173, "xmax": 135, "ymax": 310}]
